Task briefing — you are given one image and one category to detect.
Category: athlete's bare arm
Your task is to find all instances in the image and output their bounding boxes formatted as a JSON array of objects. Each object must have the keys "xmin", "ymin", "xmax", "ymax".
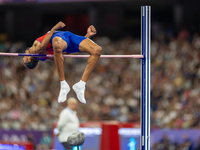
[
  {"xmin": 85, "ymin": 25, "xmax": 97, "ymax": 38},
  {"xmin": 23, "ymin": 22, "xmax": 65, "ymax": 64},
  {"xmin": 29, "ymin": 21, "xmax": 66, "ymax": 54}
]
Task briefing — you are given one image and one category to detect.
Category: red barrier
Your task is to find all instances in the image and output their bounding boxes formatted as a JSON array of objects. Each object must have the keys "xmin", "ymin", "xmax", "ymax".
[{"xmin": 100, "ymin": 122, "xmax": 120, "ymax": 150}]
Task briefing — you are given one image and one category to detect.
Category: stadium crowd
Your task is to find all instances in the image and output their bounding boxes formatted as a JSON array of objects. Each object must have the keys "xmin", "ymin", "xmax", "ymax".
[{"xmin": 0, "ymin": 30, "xmax": 200, "ymax": 134}]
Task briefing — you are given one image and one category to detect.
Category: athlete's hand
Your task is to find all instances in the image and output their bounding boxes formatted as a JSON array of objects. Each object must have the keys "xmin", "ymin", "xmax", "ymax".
[
  {"xmin": 87, "ymin": 25, "xmax": 97, "ymax": 38},
  {"xmin": 52, "ymin": 21, "xmax": 66, "ymax": 31}
]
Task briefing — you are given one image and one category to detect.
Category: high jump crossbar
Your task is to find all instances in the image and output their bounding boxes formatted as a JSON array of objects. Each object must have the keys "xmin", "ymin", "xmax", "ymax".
[{"xmin": 0, "ymin": 52, "xmax": 144, "ymax": 58}]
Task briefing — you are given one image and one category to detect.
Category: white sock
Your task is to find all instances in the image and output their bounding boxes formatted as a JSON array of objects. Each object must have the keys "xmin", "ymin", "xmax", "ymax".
[
  {"xmin": 72, "ymin": 80, "xmax": 86, "ymax": 104},
  {"xmin": 58, "ymin": 80, "xmax": 70, "ymax": 103},
  {"xmin": 79, "ymin": 80, "xmax": 86, "ymax": 87},
  {"xmin": 61, "ymin": 80, "xmax": 68, "ymax": 87}
]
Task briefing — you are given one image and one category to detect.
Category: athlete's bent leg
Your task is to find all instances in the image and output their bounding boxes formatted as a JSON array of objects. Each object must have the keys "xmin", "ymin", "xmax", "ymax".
[
  {"xmin": 52, "ymin": 37, "xmax": 70, "ymax": 103},
  {"xmin": 73, "ymin": 38, "xmax": 102, "ymax": 104},
  {"xmin": 79, "ymin": 39, "xmax": 102, "ymax": 82}
]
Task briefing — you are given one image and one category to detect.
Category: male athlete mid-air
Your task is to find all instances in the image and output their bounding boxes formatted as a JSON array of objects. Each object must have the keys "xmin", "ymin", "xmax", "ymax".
[{"xmin": 23, "ymin": 21, "xmax": 102, "ymax": 104}]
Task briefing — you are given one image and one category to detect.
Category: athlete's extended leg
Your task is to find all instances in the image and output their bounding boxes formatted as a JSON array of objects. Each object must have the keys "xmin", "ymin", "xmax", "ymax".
[
  {"xmin": 73, "ymin": 38, "xmax": 102, "ymax": 104},
  {"xmin": 53, "ymin": 37, "xmax": 70, "ymax": 103}
]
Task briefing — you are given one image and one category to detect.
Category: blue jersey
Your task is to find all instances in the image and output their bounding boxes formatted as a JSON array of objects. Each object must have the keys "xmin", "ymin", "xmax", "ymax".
[
  {"xmin": 51, "ymin": 31, "xmax": 87, "ymax": 53},
  {"xmin": 34, "ymin": 31, "xmax": 87, "ymax": 61}
]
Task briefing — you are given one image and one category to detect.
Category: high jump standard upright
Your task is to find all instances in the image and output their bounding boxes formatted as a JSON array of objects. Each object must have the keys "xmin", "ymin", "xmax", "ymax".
[{"xmin": 141, "ymin": 6, "xmax": 151, "ymax": 150}]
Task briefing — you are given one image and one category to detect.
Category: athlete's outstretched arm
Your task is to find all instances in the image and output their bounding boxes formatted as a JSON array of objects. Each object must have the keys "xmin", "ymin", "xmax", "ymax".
[
  {"xmin": 40, "ymin": 21, "xmax": 66, "ymax": 50},
  {"xmin": 23, "ymin": 22, "xmax": 65, "ymax": 64},
  {"xmin": 85, "ymin": 25, "xmax": 97, "ymax": 38},
  {"xmin": 29, "ymin": 21, "xmax": 66, "ymax": 54}
]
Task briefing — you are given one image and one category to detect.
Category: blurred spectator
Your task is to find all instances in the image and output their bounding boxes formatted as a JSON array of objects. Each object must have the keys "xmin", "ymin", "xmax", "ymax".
[
  {"xmin": 160, "ymin": 134, "xmax": 171, "ymax": 149},
  {"xmin": 182, "ymin": 134, "xmax": 193, "ymax": 150},
  {"xmin": 194, "ymin": 137, "xmax": 200, "ymax": 150},
  {"xmin": 37, "ymin": 132, "xmax": 52, "ymax": 150},
  {"xmin": 151, "ymin": 134, "xmax": 196, "ymax": 150},
  {"xmin": 27, "ymin": 133, "xmax": 36, "ymax": 149},
  {"xmin": 151, "ymin": 134, "xmax": 176, "ymax": 150},
  {"xmin": 0, "ymin": 41, "xmax": 25, "ymax": 53}
]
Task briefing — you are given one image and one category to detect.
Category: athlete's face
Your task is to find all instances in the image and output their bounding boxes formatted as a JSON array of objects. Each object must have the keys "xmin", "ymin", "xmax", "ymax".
[
  {"xmin": 23, "ymin": 48, "xmax": 32, "ymax": 64},
  {"xmin": 23, "ymin": 47, "xmax": 37, "ymax": 69}
]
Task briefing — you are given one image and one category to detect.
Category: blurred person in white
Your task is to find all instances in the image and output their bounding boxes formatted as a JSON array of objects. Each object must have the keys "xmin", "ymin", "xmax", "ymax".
[{"xmin": 54, "ymin": 97, "xmax": 79, "ymax": 150}]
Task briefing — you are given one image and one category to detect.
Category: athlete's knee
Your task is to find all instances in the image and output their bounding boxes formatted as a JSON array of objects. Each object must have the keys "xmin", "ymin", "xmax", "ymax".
[
  {"xmin": 93, "ymin": 45, "xmax": 102, "ymax": 56},
  {"xmin": 54, "ymin": 45, "xmax": 62, "ymax": 53},
  {"xmin": 53, "ymin": 37, "xmax": 63, "ymax": 53}
]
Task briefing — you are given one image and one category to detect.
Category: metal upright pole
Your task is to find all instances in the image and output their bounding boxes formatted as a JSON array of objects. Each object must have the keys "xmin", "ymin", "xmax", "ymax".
[{"xmin": 141, "ymin": 6, "xmax": 151, "ymax": 150}]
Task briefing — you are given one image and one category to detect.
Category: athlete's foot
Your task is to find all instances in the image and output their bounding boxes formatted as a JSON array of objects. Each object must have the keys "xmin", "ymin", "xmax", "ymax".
[
  {"xmin": 58, "ymin": 80, "xmax": 70, "ymax": 103},
  {"xmin": 72, "ymin": 80, "xmax": 86, "ymax": 104}
]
